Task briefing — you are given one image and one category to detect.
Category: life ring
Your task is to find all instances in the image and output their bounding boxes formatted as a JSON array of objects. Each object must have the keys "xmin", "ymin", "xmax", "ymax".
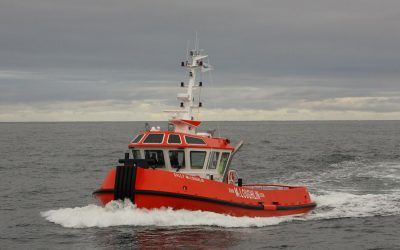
[{"xmin": 228, "ymin": 170, "xmax": 236, "ymax": 184}]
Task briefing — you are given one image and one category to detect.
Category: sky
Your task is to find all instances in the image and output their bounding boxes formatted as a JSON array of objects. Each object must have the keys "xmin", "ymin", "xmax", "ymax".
[{"xmin": 1, "ymin": 0, "xmax": 400, "ymax": 121}]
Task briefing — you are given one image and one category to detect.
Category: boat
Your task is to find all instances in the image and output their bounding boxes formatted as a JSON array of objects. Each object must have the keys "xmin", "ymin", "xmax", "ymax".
[{"xmin": 93, "ymin": 44, "xmax": 316, "ymax": 217}]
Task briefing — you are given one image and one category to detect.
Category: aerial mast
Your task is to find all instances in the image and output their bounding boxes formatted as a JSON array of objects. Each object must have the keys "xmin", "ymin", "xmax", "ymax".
[{"xmin": 164, "ymin": 41, "xmax": 212, "ymax": 134}]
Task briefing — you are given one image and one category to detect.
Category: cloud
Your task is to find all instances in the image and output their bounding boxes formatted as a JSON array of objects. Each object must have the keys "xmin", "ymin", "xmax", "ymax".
[
  {"xmin": 298, "ymin": 96, "xmax": 400, "ymax": 113},
  {"xmin": 1, "ymin": 97, "xmax": 399, "ymax": 122},
  {"xmin": 0, "ymin": 68, "xmax": 399, "ymax": 121},
  {"xmin": 0, "ymin": 1, "xmax": 400, "ymax": 121},
  {"xmin": 0, "ymin": 100, "xmax": 169, "ymax": 122}
]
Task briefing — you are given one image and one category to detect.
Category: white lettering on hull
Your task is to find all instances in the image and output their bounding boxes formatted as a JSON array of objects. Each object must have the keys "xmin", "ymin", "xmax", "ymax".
[
  {"xmin": 232, "ymin": 187, "xmax": 264, "ymax": 200},
  {"xmin": 173, "ymin": 173, "xmax": 204, "ymax": 183}
]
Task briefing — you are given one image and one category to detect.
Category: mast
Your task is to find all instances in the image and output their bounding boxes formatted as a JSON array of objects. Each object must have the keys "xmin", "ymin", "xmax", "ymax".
[{"xmin": 165, "ymin": 43, "xmax": 213, "ymax": 134}]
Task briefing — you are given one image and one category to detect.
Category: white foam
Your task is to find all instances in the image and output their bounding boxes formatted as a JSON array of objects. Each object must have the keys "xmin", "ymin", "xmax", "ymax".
[
  {"xmin": 41, "ymin": 189, "xmax": 400, "ymax": 228},
  {"xmin": 356, "ymin": 162, "xmax": 400, "ymax": 180},
  {"xmin": 41, "ymin": 200, "xmax": 293, "ymax": 228},
  {"xmin": 281, "ymin": 161, "xmax": 400, "ymax": 188},
  {"xmin": 309, "ymin": 191, "xmax": 400, "ymax": 220}
]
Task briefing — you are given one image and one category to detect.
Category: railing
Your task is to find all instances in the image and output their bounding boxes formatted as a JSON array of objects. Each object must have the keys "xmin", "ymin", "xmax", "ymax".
[{"xmin": 242, "ymin": 184, "xmax": 300, "ymax": 190}]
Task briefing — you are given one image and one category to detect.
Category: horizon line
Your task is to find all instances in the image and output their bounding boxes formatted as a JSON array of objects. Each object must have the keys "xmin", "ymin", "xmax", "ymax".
[{"xmin": 0, "ymin": 119, "xmax": 399, "ymax": 123}]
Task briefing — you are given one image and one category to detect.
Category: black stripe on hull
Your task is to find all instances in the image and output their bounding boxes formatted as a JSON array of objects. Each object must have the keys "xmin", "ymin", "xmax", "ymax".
[
  {"xmin": 136, "ymin": 189, "xmax": 264, "ymax": 210},
  {"xmin": 93, "ymin": 188, "xmax": 114, "ymax": 194},
  {"xmin": 276, "ymin": 203, "xmax": 317, "ymax": 210},
  {"xmin": 93, "ymin": 188, "xmax": 317, "ymax": 211}
]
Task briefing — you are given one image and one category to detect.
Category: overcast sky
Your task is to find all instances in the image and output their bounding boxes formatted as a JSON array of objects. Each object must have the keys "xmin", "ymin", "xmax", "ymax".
[{"xmin": 1, "ymin": 0, "xmax": 400, "ymax": 121}]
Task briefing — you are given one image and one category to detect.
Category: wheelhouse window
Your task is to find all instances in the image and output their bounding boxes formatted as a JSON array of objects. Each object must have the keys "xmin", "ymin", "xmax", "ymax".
[
  {"xmin": 132, "ymin": 134, "xmax": 144, "ymax": 143},
  {"xmin": 208, "ymin": 151, "xmax": 220, "ymax": 169},
  {"xmin": 144, "ymin": 150, "xmax": 165, "ymax": 168},
  {"xmin": 190, "ymin": 151, "xmax": 207, "ymax": 169},
  {"xmin": 168, "ymin": 134, "xmax": 181, "ymax": 144},
  {"xmin": 132, "ymin": 149, "xmax": 142, "ymax": 159},
  {"xmin": 143, "ymin": 134, "xmax": 164, "ymax": 144},
  {"xmin": 168, "ymin": 123, "xmax": 175, "ymax": 131},
  {"xmin": 217, "ymin": 152, "xmax": 230, "ymax": 174},
  {"xmin": 169, "ymin": 150, "xmax": 185, "ymax": 169},
  {"xmin": 185, "ymin": 136, "xmax": 206, "ymax": 145}
]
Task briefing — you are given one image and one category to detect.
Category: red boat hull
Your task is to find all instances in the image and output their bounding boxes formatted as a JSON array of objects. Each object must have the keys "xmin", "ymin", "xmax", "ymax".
[{"xmin": 94, "ymin": 166, "xmax": 316, "ymax": 217}]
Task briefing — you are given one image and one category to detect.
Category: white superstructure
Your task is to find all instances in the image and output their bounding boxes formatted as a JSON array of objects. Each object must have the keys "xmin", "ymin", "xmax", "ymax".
[{"xmin": 164, "ymin": 44, "xmax": 213, "ymax": 134}]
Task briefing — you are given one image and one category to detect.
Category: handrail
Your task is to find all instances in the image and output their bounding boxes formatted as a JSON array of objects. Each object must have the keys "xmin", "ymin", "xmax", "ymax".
[
  {"xmin": 222, "ymin": 140, "xmax": 244, "ymax": 182},
  {"xmin": 242, "ymin": 184, "xmax": 302, "ymax": 189}
]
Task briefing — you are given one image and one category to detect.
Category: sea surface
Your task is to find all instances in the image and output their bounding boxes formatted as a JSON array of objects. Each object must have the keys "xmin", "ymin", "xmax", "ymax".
[{"xmin": 1, "ymin": 121, "xmax": 400, "ymax": 249}]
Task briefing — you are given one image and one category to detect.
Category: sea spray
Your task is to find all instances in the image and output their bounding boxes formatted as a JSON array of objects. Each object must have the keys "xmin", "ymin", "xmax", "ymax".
[
  {"xmin": 41, "ymin": 189, "xmax": 400, "ymax": 228},
  {"xmin": 41, "ymin": 200, "xmax": 292, "ymax": 228}
]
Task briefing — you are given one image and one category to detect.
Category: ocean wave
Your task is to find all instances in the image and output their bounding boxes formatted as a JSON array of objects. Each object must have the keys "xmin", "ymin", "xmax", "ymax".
[
  {"xmin": 41, "ymin": 189, "xmax": 400, "ymax": 229},
  {"xmin": 40, "ymin": 200, "xmax": 292, "ymax": 228},
  {"xmin": 282, "ymin": 161, "xmax": 400, "ymax": 190},
  {"xmin": 310, "ymin": 191, "xmax": 400, "ymax": 220}
]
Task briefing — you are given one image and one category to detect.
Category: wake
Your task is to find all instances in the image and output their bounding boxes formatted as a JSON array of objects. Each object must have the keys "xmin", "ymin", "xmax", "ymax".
[{"xmin": 41, "ymin": 190, "xmax": 400, "ymax": 228}]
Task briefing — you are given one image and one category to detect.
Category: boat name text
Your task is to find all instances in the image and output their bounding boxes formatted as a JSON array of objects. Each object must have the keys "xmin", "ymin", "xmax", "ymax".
[
  {"xmin": 230, "ymin": 187, "xmax": 264, "ymax": 200},
  {"xmin": 173, "ymin": 173, "xmax": 205, "ymax": 183}
]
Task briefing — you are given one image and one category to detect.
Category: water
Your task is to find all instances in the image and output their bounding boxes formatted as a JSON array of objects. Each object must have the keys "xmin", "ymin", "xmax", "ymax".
[{"xmin": 1, "ymin": 121, "xmax": 399, "ymax": 249}]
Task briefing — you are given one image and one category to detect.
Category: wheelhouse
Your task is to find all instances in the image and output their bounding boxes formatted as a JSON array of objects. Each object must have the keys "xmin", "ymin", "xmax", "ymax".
[{"xmin": 128, "ymin": 131, "xmax": 235, "ymax": 182}]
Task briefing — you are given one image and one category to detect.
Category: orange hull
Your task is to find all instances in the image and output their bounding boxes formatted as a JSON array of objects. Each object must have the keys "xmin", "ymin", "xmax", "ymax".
[{"xmin": 93, "ymin": 166, "xmax": 316, "ymax": 217}]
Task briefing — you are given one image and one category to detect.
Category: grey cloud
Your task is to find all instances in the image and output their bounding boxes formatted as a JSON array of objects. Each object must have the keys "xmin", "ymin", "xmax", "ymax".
[
  {"xmin": 0, "ymin": 69, "xmax": 179, "ymax": 104},
  {"xmin": 1, "ymin": 0, "xmax": 400, "ymax": 120},
  {"xmin": 2, "ymin": 0, "xmax": 400, "ymax": 76}
]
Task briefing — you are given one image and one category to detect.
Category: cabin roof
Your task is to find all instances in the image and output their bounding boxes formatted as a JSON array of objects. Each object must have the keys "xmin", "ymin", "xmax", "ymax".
[{"xmin": 128, "ymin": 131, "xmax": 235, "ymax": 150}]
